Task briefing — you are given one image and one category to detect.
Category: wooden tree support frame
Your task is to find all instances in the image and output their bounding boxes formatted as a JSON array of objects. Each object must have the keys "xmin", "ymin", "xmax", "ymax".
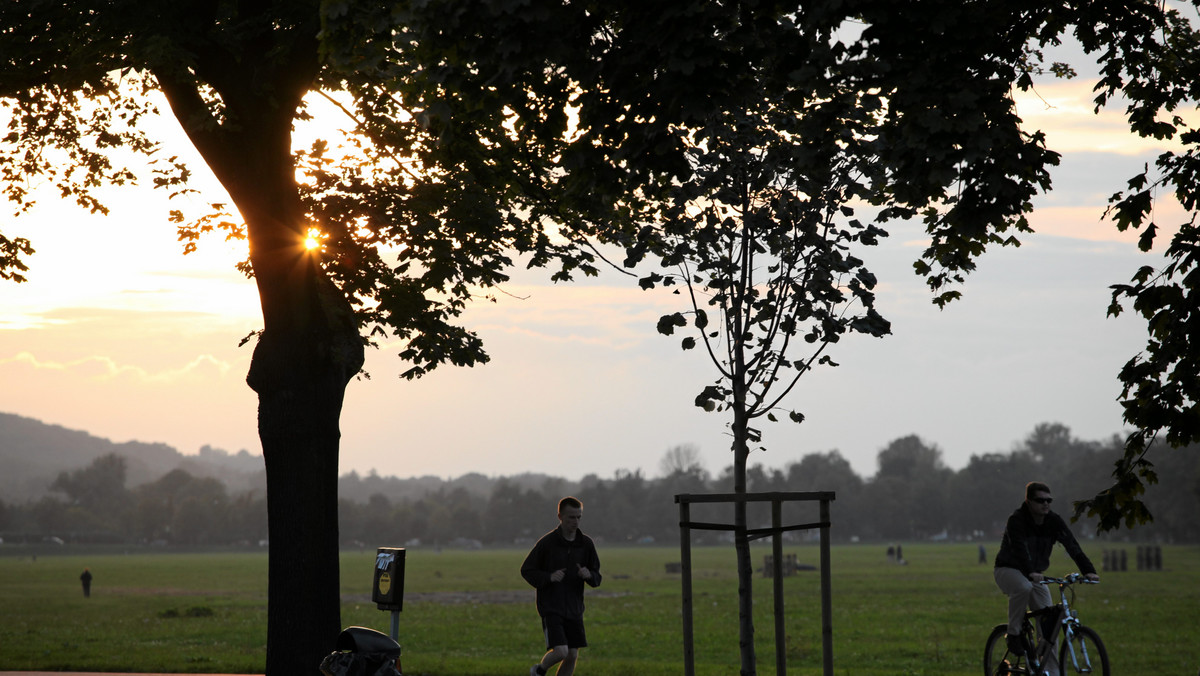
[{"xmin": 675, "ymin": 491, "xmax": 835, "ymax": 676}]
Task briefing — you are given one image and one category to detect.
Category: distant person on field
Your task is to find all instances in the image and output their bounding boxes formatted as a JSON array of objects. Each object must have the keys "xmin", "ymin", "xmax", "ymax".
[
  {"xmin": 80, "ymin": 568, "xmax": 93, "ymax": 597},
  {"xmin": 521, "ymin": 496, "xmax": 602, "ymax": 676},
  {"xmin": 994, "ymin": 481, "xmax": 1097, "ymax": 659}
]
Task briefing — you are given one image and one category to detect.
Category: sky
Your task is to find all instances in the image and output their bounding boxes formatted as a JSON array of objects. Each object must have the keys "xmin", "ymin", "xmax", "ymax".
[{"xmin": 0, "ymin": 72, "xmax": 1184, "ymax": 484}]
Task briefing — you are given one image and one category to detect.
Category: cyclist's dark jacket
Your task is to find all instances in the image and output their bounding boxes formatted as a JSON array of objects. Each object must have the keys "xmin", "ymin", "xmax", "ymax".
[
  {"xmin": 520, "ymin": 526, "xmax": 602, "ymax": 619},
  {"xmin": 994, "ymin": 503, "xmax": 1096, "ymax": 577}
]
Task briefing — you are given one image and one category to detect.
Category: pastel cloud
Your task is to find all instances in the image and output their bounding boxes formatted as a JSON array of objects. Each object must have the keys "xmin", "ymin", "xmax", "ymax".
[{"xmin": 1014, "ymin": 78, "xmax": 1191, "ymax": 156}]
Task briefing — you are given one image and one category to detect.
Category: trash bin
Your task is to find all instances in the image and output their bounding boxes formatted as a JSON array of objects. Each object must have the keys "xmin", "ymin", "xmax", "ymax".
[{"xmin": 320, "ymin": 626, "xmax": 402, "ymax": 676}]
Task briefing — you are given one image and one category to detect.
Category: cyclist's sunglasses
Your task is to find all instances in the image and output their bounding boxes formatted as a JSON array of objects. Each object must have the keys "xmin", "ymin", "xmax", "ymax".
[{"xmin": 1031, "ymin": 497, "xmax": 1053, "ymax": 504}]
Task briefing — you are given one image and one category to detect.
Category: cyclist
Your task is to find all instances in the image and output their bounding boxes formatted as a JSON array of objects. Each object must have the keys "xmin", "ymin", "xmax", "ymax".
[{"xmin": 993, "ymin": 481, "xmax": 1099, "ymax": 662}]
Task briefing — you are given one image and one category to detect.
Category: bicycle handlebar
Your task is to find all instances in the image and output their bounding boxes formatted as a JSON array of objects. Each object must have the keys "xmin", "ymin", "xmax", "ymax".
[{"xmin": 1038, "ymin": 572, "xmax": 1099, "ymax": 585}]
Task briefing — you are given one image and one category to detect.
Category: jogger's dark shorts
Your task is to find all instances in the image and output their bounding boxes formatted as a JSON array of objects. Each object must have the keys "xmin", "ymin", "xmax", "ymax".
[{"xmin": 542, "ymin": 614, "xmax": 587, "ymax": 649}]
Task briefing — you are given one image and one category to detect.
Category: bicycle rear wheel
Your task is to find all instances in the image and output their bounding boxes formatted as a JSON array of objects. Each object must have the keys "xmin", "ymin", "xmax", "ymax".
[
  {"xmin": 1058, "ymin": 625, "xmax": 1109, "ymax": 676},
  {"xmin": 984, "ymin": 624, "xmax": 1025, "ymax": 676}
]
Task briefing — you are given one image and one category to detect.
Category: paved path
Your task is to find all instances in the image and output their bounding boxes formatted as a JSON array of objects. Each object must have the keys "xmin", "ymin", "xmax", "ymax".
[{"xmin": 2, "ymin": 672, "xmax": 259, "ymax": 676}]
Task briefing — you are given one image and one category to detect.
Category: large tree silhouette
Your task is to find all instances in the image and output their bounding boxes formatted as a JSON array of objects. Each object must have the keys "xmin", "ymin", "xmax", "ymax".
[{"xmin": 0, "ymin": 2, "xmax": 580, "ymax": 674}]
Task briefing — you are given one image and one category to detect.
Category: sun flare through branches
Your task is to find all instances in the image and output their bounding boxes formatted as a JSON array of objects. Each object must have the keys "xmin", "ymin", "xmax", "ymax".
[{"xmin": 304, "ymin": 228, "xmax": 323, "ymax": 252}]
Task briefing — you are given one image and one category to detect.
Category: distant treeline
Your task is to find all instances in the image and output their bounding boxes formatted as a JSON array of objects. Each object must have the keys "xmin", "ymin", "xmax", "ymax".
[{"xmin": 2, "ymin": 422, "xmax": 1197, "ymax": 547}]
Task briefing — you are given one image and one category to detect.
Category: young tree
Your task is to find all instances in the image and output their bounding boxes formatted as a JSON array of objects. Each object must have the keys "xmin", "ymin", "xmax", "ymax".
[
  {"xmin": 640, "ymin": 97, "xmax": 896, "ymax": 671},
  {"xmin": 616, "ymin": 5, "xmax": 1062, "ymax": 669}
]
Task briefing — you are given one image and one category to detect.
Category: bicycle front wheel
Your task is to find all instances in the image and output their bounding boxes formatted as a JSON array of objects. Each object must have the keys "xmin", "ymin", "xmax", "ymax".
[
  {"xmin": 984, "ymin": 624, "xmax": 1019, "ymax": 676},
  {"xmin": 1058, "ymin": 625, "xmax": 1109, "ymax": 676}
]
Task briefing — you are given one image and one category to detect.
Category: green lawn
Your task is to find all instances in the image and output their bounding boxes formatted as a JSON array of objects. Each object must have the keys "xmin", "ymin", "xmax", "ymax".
[{"xmin": 1, "ymin": 543, "xmax": 1196, "ymax": 675}]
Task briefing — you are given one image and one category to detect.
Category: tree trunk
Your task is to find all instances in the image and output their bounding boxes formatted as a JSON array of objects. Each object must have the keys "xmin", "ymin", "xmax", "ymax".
[
  {"xmin": 252, "ymin": 311, "xmax": 361, "ymax": 676},
  {"xmin": 732, "ymin": 381, "xmax": 756, "ymax": 675},
  {"xmin": 731, "ymin": 194, "xmax": 756, "ymax": 676},
  {"xmin": 241, "ymin": 180, "xmax": 364, "ymax": 676}
]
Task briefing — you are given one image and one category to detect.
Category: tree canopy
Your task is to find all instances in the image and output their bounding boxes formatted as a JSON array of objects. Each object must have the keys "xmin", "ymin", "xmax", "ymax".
[{"xmin": 5, "ymin": 1, "xmax": 1200, "ymax": 674}]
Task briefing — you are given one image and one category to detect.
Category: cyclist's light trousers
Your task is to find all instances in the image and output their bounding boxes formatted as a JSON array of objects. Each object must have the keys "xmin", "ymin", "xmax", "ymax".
[{"xmin": 993, "ymin": 567, "xmax": 1052, "ymax": 635}]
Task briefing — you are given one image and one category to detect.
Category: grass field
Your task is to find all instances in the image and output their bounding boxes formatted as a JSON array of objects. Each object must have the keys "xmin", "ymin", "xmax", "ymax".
[{"xmin": 1, "ymin": 542, "xmax": 1197, "ymax": 675}]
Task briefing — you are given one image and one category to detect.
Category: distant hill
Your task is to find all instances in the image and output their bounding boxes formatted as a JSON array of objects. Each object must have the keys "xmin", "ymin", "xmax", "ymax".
[
  {"xmin": 0, "ymin": 412, "xmax": 265, "ymax": 502},
  {"xmin": 0, "ymin": 412, "xmax": 567, "ymax": 505}
]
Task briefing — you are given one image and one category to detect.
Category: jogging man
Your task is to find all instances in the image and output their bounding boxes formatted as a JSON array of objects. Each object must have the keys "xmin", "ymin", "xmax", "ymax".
[{"xmin": 521, "ymin": 496, "xmax": 602, "ymax": 676}]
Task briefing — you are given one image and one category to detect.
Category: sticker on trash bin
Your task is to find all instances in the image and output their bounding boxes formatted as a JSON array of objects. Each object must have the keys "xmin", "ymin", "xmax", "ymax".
[
  {"xmin": 376, "ymin": 551, "xmax": 395, "ymax": 570},
  {"xmin": 378, "ymin": 571, "xmax": 391, "ymax": 596}
]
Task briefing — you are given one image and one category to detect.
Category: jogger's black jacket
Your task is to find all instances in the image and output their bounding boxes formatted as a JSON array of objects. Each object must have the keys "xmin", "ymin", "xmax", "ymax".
[{"xmin": 521, "ymin": 527, "xmax": 602, "ymax": 619}]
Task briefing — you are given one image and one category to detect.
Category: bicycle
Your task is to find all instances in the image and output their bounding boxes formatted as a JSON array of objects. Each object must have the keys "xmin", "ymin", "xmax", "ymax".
[{"xmin": 983, "ymin": 573, "xmax": 1109, "ymax": 676}]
